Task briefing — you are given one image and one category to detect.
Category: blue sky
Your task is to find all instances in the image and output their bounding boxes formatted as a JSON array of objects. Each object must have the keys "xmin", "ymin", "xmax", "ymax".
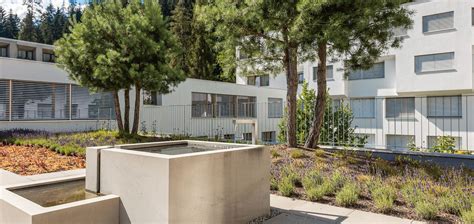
[{"xmin": 2, "ymin": 0, "xmax": 88, "ymax": 18}]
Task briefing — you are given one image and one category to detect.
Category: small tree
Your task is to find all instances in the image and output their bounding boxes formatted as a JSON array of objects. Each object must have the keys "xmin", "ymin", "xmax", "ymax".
[{"xmin": 56, "ymin": 0, "xmax": 185, "ymax": 134}]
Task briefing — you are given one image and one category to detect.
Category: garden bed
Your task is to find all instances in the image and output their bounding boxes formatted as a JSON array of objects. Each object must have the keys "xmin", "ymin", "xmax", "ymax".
[
  {"xmin": 269, "ymin": 145, "xmax": 474, "ymax": 223},
  {"xmin": 0, "ymin": 145, "xmax": 85, "ymax": 175}
]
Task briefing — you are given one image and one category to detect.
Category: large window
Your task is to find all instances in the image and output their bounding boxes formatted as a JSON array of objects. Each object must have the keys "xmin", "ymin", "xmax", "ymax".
[
  {"xmin": 415, "ymin": 52, "xmax": 454, "ymax": 73},
  {"xmin": 313, "ymin": 65, "xmax": 334, "ymax": 80},
  {"xmin": 237, "ymin": 96, "xmax": 256, "ymax": 117},
  {"xmin": 11, "ymin": 81, "xmax": 69, "ymax": 120},
  {"xmin": 192, "ymin": 92, "xmax": 213, "ymax": 118},
  {"xmin": 423, "ymin": 11, "xmax": 454, "ymax": 33},
  {"xmin": 143, "ymin": 91, "xmax": 162, "ymax": 106},
  {"xmin": 260, "ymin": 75, "xmax": 270, "ymax": 86},
  {"xmin": 427, "ymin": 96, "xmax": 461, "ymax": 117},
  {"xmin": 262, "ymin": 131, "xmax": 276, "ymax": 143},
  {"xmin": 348, "ymin": 62, "xmax": 384, "ymax": 80},
  {"xmin": 386, "ymin": 135, "xmax": 414, "ymax": 151},
  {"xmin": 71, "ymin": 85, "xmax": 114, "ymax": 120},
  {"xmin": 17, "ymin": 49, "xmax": 34, "ymax": 60},
  {"xmin": 215, "ymin": 94, "xmax": 235, "ymax": 117},
  {"xmin": 0, "ymin": 46, "xmax": 8, "ymax": 57},
  {"xmin": 0, "ymin": 80, "xmax": 8, "ymax": 120},
  {"xmin": 386, "ymin": 98, "xmax": 415, "ymax": 118},
  {"xmin": 42, "ymin": 52, "xmax": 55, "ymax": 63},
  {"xmin": 268, "ymin": 98, "xmax": 283, "ymax": 118},
  {"xmin": 350, "ymin": 98, "xmax": 375, "ymax": 118}
]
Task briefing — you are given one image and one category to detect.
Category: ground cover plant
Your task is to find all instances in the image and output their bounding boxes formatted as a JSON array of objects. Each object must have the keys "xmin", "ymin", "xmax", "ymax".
[
  {"xmin": 270, "ymin": 145, "xmax": 474, "ymax": 223},
  {"xmin": 0, "ymin": 129, "xmax": 164, "ymax": 175}
]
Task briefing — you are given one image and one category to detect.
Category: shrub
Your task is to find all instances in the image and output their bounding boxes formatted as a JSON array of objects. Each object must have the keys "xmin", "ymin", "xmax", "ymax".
[
  {"xmin": 270, "ymin": 149, "xmax": 281, "ymax": 158},
  {"xmin": 278, "ymin": 176, "xmax": 295, "ymax": 197},
  {"xmin": 370, "ymin": 158, "xmax": 395, "ymax": 176},
  {"xmin": 281, "ymin": 165, "xmax": 300, "ymax": 186},
  {"xmin": 335, "ymin": 182, "xmax": 359, "ymax": 207},
  {"xmin": 290, "ymin": 149, "xmax": 306, "ymax": 159},
  {"xmin": 431, "ymin": 136, "xmax": 456, "ymax": 153},
  {"xmin": 438, "ymin": 189, "xmax": 472, "ymax": 215},
  {"xmin": 319, "ymin": 181, "xmax": 336, "ymax": 196},
  {"xmin": 414, "ymin": 200, "xmax": 438, "ymax": 220},
  {"xmin": 270, "ymin": 176, "xmax": 278, "ymax": 190},
  {"xmin": 401, "ymin": 183, "xmax": 423, "ymax": 207},
  {"xmin": 302, "ymin": 170, "xmax": 324, "ymax": 190},
  {"xmin": 314, "ymin": 149, "xmax": 325, "ymax": 157},
  {"xmin": 306, "ymin": 187, "xmax": 325, "ymax": 201},
  {"xmin": 372, "ymin": 186, "xmax": 397, "ymax": 213},
  {"xmin": 330, "ymin": 170, "xmax": 346, "ymax": 190},
  {"xmin": 461, "ymin": 209, "xmax": 474, "ymax": 224}
]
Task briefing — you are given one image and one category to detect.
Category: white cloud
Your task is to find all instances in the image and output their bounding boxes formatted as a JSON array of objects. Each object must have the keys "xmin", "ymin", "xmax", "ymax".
[{"xmin": 0, "ymin": 0, "xmax": 75, "ymax": 18}]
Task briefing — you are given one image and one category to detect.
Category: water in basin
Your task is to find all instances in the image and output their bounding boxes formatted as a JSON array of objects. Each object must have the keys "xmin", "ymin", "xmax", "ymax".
[
  {"xmin": 11, "ymin": 180, "xmax": 99, "ymax": 207},
  {"xmin": 129, "ymin": 143, "xmax": 238, "ymax": 155}
]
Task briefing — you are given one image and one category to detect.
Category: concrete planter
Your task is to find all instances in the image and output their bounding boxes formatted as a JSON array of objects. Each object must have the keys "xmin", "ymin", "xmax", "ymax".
[
  {"xmin": 0, "ymin": 176, "xmax": 119, "ymax": 224},
  {"xmin": 86, "ymin": 140, "xmax": 270, "ymax": 224}
]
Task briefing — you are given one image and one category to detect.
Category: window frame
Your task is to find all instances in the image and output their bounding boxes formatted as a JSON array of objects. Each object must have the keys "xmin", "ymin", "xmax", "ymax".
[
  {"xmin": 349, "ymin": 98, "xmax": 376, "ymax": 118},
  {"xmin": 268, "ymin": 98, "xmax": 283, "ymax": 118},
  {"xmin": 313, "ymin": 65, "xmax": 334, "ymax": 81},
  {"xmin": 414, "ymin": 52, "xmax": 455, "ymax": 74},
  {"xmin": 298, "ymin": 71, "xmax": 304, "ymax": 84},
  {"xmin": 259, "ymin": 75, "xmax": 270, "ymax": 87},
  {"xmin": 348, "ymin": 62, "xmax": 385, "ymax": 80},
  {"xmin": 427, "ymin": 96, "xmax": 462, "ymax": 118},
  {"xmin": 385, "ymin": 97, "xmax": 415, "ymax": 119},
  {"xmin": 422, "ymin": 11, "xmax": 455, "ymax": 34}
]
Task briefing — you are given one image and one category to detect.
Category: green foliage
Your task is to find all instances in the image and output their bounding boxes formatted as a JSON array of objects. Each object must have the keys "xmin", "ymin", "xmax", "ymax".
[
  {"xmin": 432, "ymin": 136, "xmax": 456, "ymax": 153},
  {"xmin": 415, "ymin": 200, "xmax": 438, "ymax": 220},
  {"xmin": 314, "ymin": 149, "xmax": 325, "ymax": 157},
  {"xmin": 461, "ymin": 209, "xmax": 474, "ymax": 224},
  {"xmin": 372, "ymin": 185, "xmax": 397, "ymax": 213},
  {"xmin": 278, "ymin": 176, "xmax": 295, "ymax": 197},
  {"xmin": 270, "ymin": 149, "xmax": 281, "ymax": 158},
  {"xmin": 270, "ymin": 176, "xmax": 278, "ymax": 191},
  {"xmin": 281, "ymin": 165, "xmax": 301, "ymax": 186},
  {"xmin": 302, "ymin": 170, "xmax": 323, "ymax": 190},
  {"xmin": 335, "ymin": 182, "xmax": 360, "ymax": 207},
  {"xmin": 290, "ymin": 149, "xmax": 306, "ymax": 159},
  {"xmin": 306, "ymin": 187, "xmax": 326, "ymax": 201},
  {"xmin": 330, "ymin": 170, "xmax": 346, "ymax": 190},
  {"xmin": 278, "ymin": 82, "xmax": 367, "ymax": 146},
  {"xmin": 19, "ymin": 8, "xmax": 38, "ymax": 42}
]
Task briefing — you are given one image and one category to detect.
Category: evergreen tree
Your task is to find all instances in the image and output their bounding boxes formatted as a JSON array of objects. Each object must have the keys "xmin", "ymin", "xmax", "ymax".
[
  {"xmin": 0, "ymin": 7, "xmax": 6, "ymax": 37},
  {"xmin": 19, "ymin": 7, "xmax": 38, "ymax": 42},
  {"xmin": 52, "ymin": 7, "xmax": 68, "ymax": 41},
  {"xmin": 4, "ymin": 10, "xmax": 20, "ymax": 39},
  {"xmin": 170, "ymin": 0, "xmax": 193, "ymax": 75},
  {"xmin": 39, "ymin": 4, "xmax": 55, "ymax": 44}
]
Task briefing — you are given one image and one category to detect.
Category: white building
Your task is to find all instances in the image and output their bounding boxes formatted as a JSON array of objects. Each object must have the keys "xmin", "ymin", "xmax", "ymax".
[
  {"xmin": 236, "ymin": 0, "xmax": 474, "ymax": 151},
  {"xmin": 0, "ymin": 37, "xmax": 286, "ymax": 143}
]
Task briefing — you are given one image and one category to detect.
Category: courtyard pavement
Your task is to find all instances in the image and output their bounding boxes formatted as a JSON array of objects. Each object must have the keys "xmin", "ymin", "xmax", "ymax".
[{"xmin": 0, "ymin": 169, "xmax": 424, "ymax": 224}]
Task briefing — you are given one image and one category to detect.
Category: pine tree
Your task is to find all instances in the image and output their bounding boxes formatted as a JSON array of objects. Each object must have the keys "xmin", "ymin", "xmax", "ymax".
[
  {"xmin": 0, "ymin": 7, "xmax": 6, "ymax": 37},
  {"xmin": 19, "ymin": 7, "xmax": 38, "ymax": 42},
  {"xmin": 170, "ymin": 0, "xmax": 193, "ymax": 75},
  {"xmin": 4, "ymin": 10, "xmax": 20, "ymax": 39},
  {"xmin": 39, "ymin": 4, "xmax": 55, "ymax": 44},
  {"xmin": 52, "ymin": 7, "xmax": 68, "ymax": 42}
]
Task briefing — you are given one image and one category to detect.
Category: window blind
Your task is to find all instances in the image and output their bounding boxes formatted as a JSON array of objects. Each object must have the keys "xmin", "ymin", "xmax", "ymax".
[
  {"xmin": 0, "ymin": 80, "xmax": 9, "ymax": 120},
  {"xmin": 387, "ymin": 135, "xmax": 414, "ymax": 150},
  {"xmin": 386, "ymin": 98, "xmax": 415, "ymax": 118},
  {"xmin": 268, "ymin": 98, "xmax": 283, "ymax": 118},
  {"xmin": 71, "ymin": 85, "xmax": 114, "ymax": 120},
  {"xmin": 313, "ymin": 65, "xmax": 334, "ymax": 80},
  {"xmin": 427, "ymin": 96, "xmax": 461, "ymax": 117},
  {"xmin": 11, "ymin": 81, "xmax": 69, "ymax": 120},
  {"xmin": 415, "ymin": 52, "xmax": 454, "ymax": 73},
  {"xmin": 348, "ymin": 62, "xmax": 384, "ymax": 80},
  {"xmin": 259, "ymin": 75, "xmax": 270, "ymax": 86},
  {"xmin": 350, "ymin": 98, "xmax": 375, "ymax": 118},
  {"xmin": 423, "ymin": 11, "xmax": 454, "ymax": 33}
]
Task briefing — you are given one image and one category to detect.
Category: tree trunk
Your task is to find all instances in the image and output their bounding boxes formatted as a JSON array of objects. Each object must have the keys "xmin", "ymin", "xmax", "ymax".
[
  {"xmin": 113, "ymin": 90, "xmax": 124, "ymax": 132},
  {"xmin": 285, "ymin": 46, "xmax": 298, "ymax": 147},
  {"xmin": 305, "ymin": 42, "xmax": 327, "ymax": 148},
  {"xmin": 131, "ymin": 84, "xmax": 141, "ymax": 135},
  {"xmin": 124, "ymin": 88, "xmax": 130, "ymax": 133}
]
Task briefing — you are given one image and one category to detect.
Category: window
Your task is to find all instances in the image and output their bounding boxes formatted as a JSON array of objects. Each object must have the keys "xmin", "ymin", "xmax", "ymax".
[
  {"xmin": 71, "ymin": 85, "xmax": 115, "ymax": 120},
  {"xmin": 472, "ymin": 8, "xmax": 474, "ymax": 26},
  {"xmin": 17, "ymin": 49, "xmax": 34, "ymax": 60},
  {"xmin": 0, "ymin": 80, "xmax": 8, "ymax": 120},
  {"xmin": 268, "ymin": 98, "xmax": 283, "ymax": 118},
  {"xmin": 247, "ymin": 76, "xmax": 256, "ymax": 86},
  {"xmin": 386, "ymin": 98, "xmax": 415, "ymax": 118},
  {"xmin": 143, "ymin": 91, "xmax": 162, "ymax": 106},
  {"xmin": 428, "ymin": 136, "xmax": 461, "ymax": 150},
  {"xmin": 423, "ymin": 11, "xmax": 454, "ymax": 33},
  {"xmin": 42, "ymin": 52, "xmax": 55, "ymax": 63},
  {"xmin": 313, "ymin": 65, "xmax": 334, "ymax": 80},
  {"xmin": 392, "ymin": 27, "xmax": 408, "ymax": 37},
  {"xmin": 243, "ymin": 133, "xmax": 252, "ymax": 141},
  {"xmin": 386, "ymin": 135, "xmax": 414, "ymax": 151},
  {"xmin": 0, "ymin": 46, "xmax": 8, "ymax": 57},
  {"xmin": 11, "ymin": 81, "xmax": 69, "ymax": 120},
  {"xmin": 215, "ymin": 94, "xmax": 235, "ymax": 117},
  {"xmin": 298, "ymin": 72, "xmax": 304, "ymax": 84},
  {"xmin": 427, "ymin": 96, "xmax": 461, "ymax": 117},
  {"xmin": 262, "ymin": 131, "xmax": 276, "ymax": 143},
  {"xmin": 415, "ymin": 52, "xmax": 454, "ymax": 73},
  {"xmin": 223, "ymin": 134, "xmax": 235, "ymax": 140},
  {"xmin": 237, "ymin": 96, "xmax": 256, "ymax": 117},
  {"xmin": 192, "ymin": 92, "xmax": 213, "ymax": 118},
  {"xmin": 259, "ymin": 75, "xmax": 270, "ymax": 86},
  {"xmin": 350, "ymin": 98, "xmax": 375, "ymax": 118},
  {"xmin": 348, "ymin": 62, "xmax": 385, "ymax": 80}
]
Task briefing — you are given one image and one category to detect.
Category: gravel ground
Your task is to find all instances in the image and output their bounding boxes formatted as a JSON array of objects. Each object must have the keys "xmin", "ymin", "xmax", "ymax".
[{"xmin": 248, "ymin": 208, "xmax": 283, "ymax": 224}]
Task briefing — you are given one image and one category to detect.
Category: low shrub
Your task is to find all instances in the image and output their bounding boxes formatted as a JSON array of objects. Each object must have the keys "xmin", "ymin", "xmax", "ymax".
[
  {"xmin": 438, "ymin": 189, "xmax": 472, "ymax": 215},
  {"xmin": 302, "ymin": 170, "xmax": 324, "ymax": 190},
  {"xmin": 414, "ymin": 200, "xmax": 438, "ymax": 220},
  {"xmin": 270, "ymin": 176, "xmax": 278, "ymax": 190},
  {"xmin": 314, "ymin": 149, "xmax": 325, "ymax": 158},
  {"xmin": 306, "ymin": 187, "xmax": 325, "ymax": 201},
  {"xmin": 281, "ymin": 165, "xmax": 300, "ymax": 186},
  {"xmin": 330, "ymin": 170, "xmax": 346, "ymax": 190},
  {"xmin": 278, "ymin": 176, "xmax": 295, "ymax": 197},
  {"xmin": 335, "ymin": 182, "xmax": 359, "ymax": 207},
  {"xmin": 372, "ymin": 185, "xmax": 397, "ymax": 213},
  {"xmin": 271, "ymin": 149, "xmax": 281, "ymax": 158},
  {"xmin": 461, "ymin": 209, "xmax": 474, "ymax": 224},
  {"xmin": 290, "ymin": 149, "xmax": 306, "ymax": 159}
]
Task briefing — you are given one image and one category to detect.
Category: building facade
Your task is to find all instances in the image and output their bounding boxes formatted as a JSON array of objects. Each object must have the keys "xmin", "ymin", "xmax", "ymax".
[{"xmin": 236, "ymin": 0, "xmax": 474, "ymax": 150}]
